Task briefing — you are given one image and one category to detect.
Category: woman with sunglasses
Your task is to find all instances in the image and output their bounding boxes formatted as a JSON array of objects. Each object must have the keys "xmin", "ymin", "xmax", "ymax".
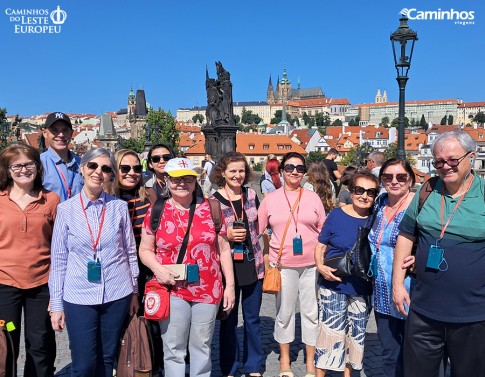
[
  {"xmin": 0, "ymin": 143, "xmax": 59, "ymax": 376},
  {"xmin": 367, "ymin": 159, "xmax": 415, "ymax": 377},
  {"xmin": 209, "ymin": 152, "xmax": 264, "ymax": 377},
  {"xmin": 258, "ymin": 152, "xmax": 326, "ymax": 377},
  {"xmin": 314, "ymin": 170, "xmax": 379, "ymax": 377},
  {"xmin": 49, "ymin": 148, "xmax": 139, "ymax": 377},
  {"xmin": 145, "ymin": 143, "xmax": 176, "ymax": 202},
  {"xmin": 139, "ymin": 157, "xmax": 235, "ymax": 377}
]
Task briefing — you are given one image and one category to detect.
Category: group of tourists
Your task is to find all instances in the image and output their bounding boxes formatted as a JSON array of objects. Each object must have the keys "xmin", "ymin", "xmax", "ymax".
[{"xmin": 0, "ymin": 111, "xmax": 483, "ymax": 377}]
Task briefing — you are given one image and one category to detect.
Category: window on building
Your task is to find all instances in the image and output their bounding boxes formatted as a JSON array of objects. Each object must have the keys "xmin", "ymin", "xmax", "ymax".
[
  {"xmin": 263, "ymin": 144, "xmax": 269, "ymax": 150},
  {"xmin": 249, "ymin": 144, "xmax": 255, "ymax": 150},
  {"xmin": 286, "ymin": 145, "xmax": 291, "ymax": 150},
  {"xmin": 250, "ymin": 158, "xmax": 255, "ymax": 165},
  {"xmin": 194, "ymin": 157, "xmax": 199, "ymax": 165},
  {"xmin": 278, "ymin": 145, "xmax": 283, "ymax": 150},
  {"xmin": 259, "ymin": 157, "xmax": 264, "ymax": 162}
]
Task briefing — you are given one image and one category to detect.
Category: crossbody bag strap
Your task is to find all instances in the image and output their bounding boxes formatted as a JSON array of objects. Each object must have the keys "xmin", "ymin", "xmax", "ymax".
[
  {"xmin": 176, "ymin": 197, "xmax": 197, "ymax": 264},
  {"xmin": 277, "ymin": 188, "xmax": 303, "ymax": 265}
]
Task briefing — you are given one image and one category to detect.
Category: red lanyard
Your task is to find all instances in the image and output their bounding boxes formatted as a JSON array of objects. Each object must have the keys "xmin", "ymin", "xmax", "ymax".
[
  {"xmin": 54, "ymin": 164, "xmax": 72, "ymax": 199},
  {"xmin": 376, "ymin": 193, "xmax": 409, "ymax": 250},
  {"xmin": 283, "ymin": 188, "xmax": 303, "ymax": 233},
  {"xmin": 80, "ymin": 194, "xmax": 107, "ymax": 256},
  {"xmin": 439, "ymin": 176, "xmax": 474, "ymax": 240},
  {"xmin": 223, "ymin": 186, "xmax": 244, "ymax": 222}
]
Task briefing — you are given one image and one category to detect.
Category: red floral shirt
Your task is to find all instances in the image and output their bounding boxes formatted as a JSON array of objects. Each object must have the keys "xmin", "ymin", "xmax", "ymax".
[{"xmin": 143, "ymin": 199, "xmax": 226, "ymax": 304}]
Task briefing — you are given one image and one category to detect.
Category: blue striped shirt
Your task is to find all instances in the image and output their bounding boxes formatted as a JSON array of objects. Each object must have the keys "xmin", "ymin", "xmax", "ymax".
[{"xmin": 49, "ymin": 190, "xmax": 139, "ymax": 312}]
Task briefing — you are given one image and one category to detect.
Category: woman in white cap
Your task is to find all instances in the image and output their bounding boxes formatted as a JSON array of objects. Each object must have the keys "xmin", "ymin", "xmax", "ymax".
[{"xmin": 139, "ymin": 157, "xmax": 235, "ymax": 377}]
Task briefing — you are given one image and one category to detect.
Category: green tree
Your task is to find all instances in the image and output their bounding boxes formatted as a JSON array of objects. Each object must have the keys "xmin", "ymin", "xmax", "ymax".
[
  {"xmin": 340, "ymin": 142, "xmax": 374, "ymax": 167},
  {"xmin": 121, "ymin": 137, "xmax": 146, "ymax": 153},
  {"xmin": 420, "ymin": 114, "xmax": 427, "ymax": 130},
  {"xmin": 0, "ymin": 107, "xmax": 8, "ymax": 150},
  {"xmin": 146, "ymin": 107, "xmax": 179, "ymax": 149},
  {"xmin": 348, "ymin": 116, "xmax": 361, "ymax": 126},
  {"xmin": 192, "ymin": 114, "xmax": 204, "ymax": 124},
  {"xmin": 380, "ymin": 116, "xmax": 390, "ymax": 128},
  {"xmin": 302, "ymin": 112, "xmax": 311, "ymax": 127},
  {"xmin": 473, "ymin": 111, "xmax": 485, "ymax": 126},
  {"xmin": 440, "ymin": 115, "xmax": 447, "ymax": 125},
  {"xmin": 315, "ymin": 112, "xmax": 331, "ymax": 129},
  {"xmin": 307, "ymin": 151, "xmax": 326, "ymax": 165},
  {"xmin": 241, "ymin": 107, "xmax": 262, "ymax": 125},
  {"xmin": 448, "ymin": 115, "xmax": 454, "ymax": 125},
  {"xmin": 331, "ymin": 119, "xmax": 343, "ymax": 127},
  {"xmin": 384, "ymin": 142, "xmax": 416, "ymax": 166},
  {"xmin": 391, "ymin": 117, "xmax": 410, "ymax": 128},
  {"xmin": 271, "ymin": 110, "xmax": 296, "ymax": 126}
]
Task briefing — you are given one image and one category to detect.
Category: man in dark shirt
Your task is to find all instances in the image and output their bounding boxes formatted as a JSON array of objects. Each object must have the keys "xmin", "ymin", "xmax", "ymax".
[{"xmin": 322, "ymin": 148, "xmax": 341, "ymax": 194}]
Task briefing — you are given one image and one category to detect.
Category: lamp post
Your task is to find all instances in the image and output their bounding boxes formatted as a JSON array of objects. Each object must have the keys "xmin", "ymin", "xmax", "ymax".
[{"xmin": 391, "ymin": 15, "xmax": 418, "ymax": 160}]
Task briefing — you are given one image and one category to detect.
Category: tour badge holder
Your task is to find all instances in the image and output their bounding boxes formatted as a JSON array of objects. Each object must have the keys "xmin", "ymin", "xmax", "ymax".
[
  {"xmin": 234, "ymin": 243, "xmax": 244, "ymax": 261},
  {"xmin": 187, "ymin": 263, "xmax": 200, "ymax": 283},
  {"xmin": 293, "ymin": 236, "xmax": 303, "ymax": 255},
  {"xmin": 87, "ymin": 259, "xmax": 101, "ymax": 282},
  {"xmin": 426, "ymin": 244, "xmax": 444, "ymax": 270}
]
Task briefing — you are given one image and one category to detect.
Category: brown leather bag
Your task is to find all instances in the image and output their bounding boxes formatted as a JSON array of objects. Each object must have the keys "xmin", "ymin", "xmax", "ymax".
[
  {"xmin": 0, "ymin": 320, "xmax": 15, "ymax": 377},
  {"xmin": 117, "ymin": 315, "xmax": 153, "ymax": 377}
]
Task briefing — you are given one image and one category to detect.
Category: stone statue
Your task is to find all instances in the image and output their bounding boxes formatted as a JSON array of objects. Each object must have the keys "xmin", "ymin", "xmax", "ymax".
[
  {"xmin": 215, "ymin": 61, "xmax": 235, "ymax": 126},
  {"xmin": 204, "ymin": 62, "xmax": 236, "ymax": 128},
  {"xmin": 205, "ymin": 67, "xmax": 221, "ymax": 128}
]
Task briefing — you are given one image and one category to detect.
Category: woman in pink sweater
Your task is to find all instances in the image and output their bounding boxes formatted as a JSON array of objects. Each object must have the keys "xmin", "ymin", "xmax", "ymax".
[{"xmin": 258, "ymin": 152, "xmax": 326, "ymax": 377}]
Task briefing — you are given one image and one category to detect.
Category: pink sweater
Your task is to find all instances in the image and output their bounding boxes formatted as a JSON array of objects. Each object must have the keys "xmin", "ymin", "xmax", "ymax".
[{"xmin": 258, "ymin": 187, "xmax": 326, "ymax": 268}]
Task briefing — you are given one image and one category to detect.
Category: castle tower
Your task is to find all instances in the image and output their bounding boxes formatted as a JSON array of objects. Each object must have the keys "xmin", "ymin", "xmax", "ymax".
[
  {"xmin": 127, "ymin": 86, "xmax": 136, "ymax": 116},
  {"xmin": 382, "ymin": 90, "xmax": 388, "ymax": 102},
  {"xmin": 278, "ymin": 68, "xmax": 291, "ymax": 102},
  {"xmin": 266, "ymin": 75, "xmax": 275, "ymax": 104},
  {"xmin": 98, "ymin": 114, "xmax": 119, "ymax": 152},
  {"xmin": 375, "ymin": 89, "xmax": 383, "ymax": 103},
  {"xmin": 129, "ymin": 89, "xmax": 148, "ymax": 140}
]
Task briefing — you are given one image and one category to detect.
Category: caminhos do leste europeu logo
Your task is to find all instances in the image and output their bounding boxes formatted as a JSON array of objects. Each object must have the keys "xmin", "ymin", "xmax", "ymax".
[
  {"xmin": 400, "ymin": 7, "xmax": 475, "ymax": 26},
  {"xmin": 4, "ymin": 5, "xmax": 68, "ymax": 34}
]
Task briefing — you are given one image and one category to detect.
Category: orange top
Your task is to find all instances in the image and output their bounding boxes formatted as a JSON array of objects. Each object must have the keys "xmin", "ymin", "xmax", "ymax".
[{"xmin": 0, "ymin": 189, "xmax": 60, "ymax": 288}]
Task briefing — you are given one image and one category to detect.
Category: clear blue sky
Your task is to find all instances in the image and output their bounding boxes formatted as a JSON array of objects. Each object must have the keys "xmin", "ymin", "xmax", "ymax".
[{"xmin": 2, "ymin": 0, "xmax": 484, "ymax": 117}]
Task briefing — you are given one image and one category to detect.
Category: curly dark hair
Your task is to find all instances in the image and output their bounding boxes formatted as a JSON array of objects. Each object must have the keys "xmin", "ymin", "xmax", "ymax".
[
  {"xmin": 210, "ymin": 151, "xmax": 252, "ymax": 187},
  {"xmin": 279, "ymin": 152, "xmax": 306, "ymax": 172}
]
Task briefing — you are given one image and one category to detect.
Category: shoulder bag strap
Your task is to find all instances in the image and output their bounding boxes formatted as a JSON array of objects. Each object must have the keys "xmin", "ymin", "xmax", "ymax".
[
  {"xmin": 176, "ymin": 197, "xmax": 197, "ymax": 264},
  {"xmin": 277, "ymin": 188, "xmax": 303, "ymax": 266}
]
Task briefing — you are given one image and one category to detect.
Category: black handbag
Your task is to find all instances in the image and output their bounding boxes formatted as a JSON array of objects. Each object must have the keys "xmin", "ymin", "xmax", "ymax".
[
  {"xmin": 323, "ymin": 252, "xmax": 352, "ymax": 277},
  {"xmin": 350, "ymin": 226, "xmax": 372, "ymax": 281}
]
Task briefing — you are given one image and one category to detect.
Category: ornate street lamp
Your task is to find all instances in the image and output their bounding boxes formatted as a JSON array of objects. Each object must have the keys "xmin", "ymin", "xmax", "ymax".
[{"xmin": 391, "ymin": 15, "xmax": 418, "ymax": 159}]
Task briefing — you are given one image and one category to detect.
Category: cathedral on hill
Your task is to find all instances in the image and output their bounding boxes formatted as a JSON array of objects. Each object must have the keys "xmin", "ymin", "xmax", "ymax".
[{"xmin": 266, "ymin": 68, "xmax": 325, "ymax": 104}]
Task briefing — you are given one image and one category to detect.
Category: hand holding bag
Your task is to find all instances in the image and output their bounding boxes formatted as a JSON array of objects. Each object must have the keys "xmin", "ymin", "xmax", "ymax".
[{"xmin": 323, "ymin": 252, "xmax": 352, "ymax": 277}]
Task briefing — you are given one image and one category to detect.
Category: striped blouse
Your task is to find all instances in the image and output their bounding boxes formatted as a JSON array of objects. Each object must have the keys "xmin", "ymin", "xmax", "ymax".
[{"xmin": 49, "ymin": 190, "xmax": 139, "ymax": 312}]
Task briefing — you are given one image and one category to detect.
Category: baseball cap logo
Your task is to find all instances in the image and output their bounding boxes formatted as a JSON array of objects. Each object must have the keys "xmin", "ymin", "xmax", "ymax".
[
  {"xmin": 178, "ymin": 160, "xmax": 189, "ymax": 168},
  {"xmin": 55, "ymin": 112, "xmax": 65, "ymax": 119}
]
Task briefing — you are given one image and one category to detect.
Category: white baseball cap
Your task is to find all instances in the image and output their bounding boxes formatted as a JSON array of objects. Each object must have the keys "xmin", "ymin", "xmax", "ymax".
[{"xmin": 164, "ymin": 158, "xmax": 198, "ymax": 177}]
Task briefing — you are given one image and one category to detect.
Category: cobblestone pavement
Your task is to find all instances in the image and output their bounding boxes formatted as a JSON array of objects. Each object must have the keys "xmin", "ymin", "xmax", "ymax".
[{"xmin": 18, "ymin": 292, "xmax": 384, "ymax": 377}]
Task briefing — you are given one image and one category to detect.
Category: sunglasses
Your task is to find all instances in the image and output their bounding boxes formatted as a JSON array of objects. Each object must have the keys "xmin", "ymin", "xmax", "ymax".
[
  {"xmin": 151, "ymin": 154, "xmax": 173, "ymax": 164},
  {"xmin": 283, "ymin": 164, "xmax": 306, "ymax": 173},
  {"xmin": 168, "ymin": 175, "xmax": 196, "ymax": 184},
  {"xmin": 381, "ymin": 173, "xmax": 409, "ymax": 183},
  {"xmin": 86, "ymin": 162, "xmax": 113, "ymax": 174},
  {"xmin": 119, "ymin": 164, "xmax": 143, "ymax": 174},
  {"xmin": 432, "ymin": 151, "xmax": 471, "ymax": 169},
  {"xmin": 353, "ymin": 186, "xmax": 378, "ymax": 198}
]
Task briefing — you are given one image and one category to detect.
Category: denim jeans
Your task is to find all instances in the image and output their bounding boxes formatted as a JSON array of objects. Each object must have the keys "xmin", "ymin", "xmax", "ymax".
[
  {"xmin": 220, "ymin": 279, "xmax": 263, "ymax": 375},
  {"xmin": 63, "ymin": 295, "xmax": 131, "ymax": 377}
]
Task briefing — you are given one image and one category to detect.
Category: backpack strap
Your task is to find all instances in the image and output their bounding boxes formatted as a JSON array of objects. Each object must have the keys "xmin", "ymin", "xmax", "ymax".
[
  {"xmin": 207, "ymin": 198, "xmax": 222, "ymax": 234},
  {"xmin": 418, "ymin": 176, "xmax": 440, "ymax": 214},
  {"xmin": 150, "ymin": 197, "xmax": 168, "ymax": 233}
]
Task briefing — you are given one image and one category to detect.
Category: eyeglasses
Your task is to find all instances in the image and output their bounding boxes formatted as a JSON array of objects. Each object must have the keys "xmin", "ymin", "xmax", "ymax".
[
  {"xmin": 168, "ymin": 175, "xmax": 196, "ymax": 184},
  {"xmin": 119, "ymin": 164, "xmax": 143, "ymax": 174},
  {"xmin": 381, "ymin": 173, "xmax": 409, "ymax": 183},
  {"xmin": 151, "ymin": 154, "xmax": 173, "ymax": 164},
  {"xmin": 86, "ymin": 161, "xmax": 113, "ymax": 174},
  {"xmin": 353, "ymin": 186, "xmax": 378, "ymax": 198},
  {"xmin": 283, "ymin": 164, "xmax": 306, "ymax": 173},
  {"xmin": 432, "ymin": 151, "xmax": 471, "ymax": 169},
  {"xmin": 9, "ymin": 161, "xmax": 37, "ymax": 172}
]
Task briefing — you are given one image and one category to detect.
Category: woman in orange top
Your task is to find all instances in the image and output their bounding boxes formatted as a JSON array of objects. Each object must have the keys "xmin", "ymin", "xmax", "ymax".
[{"xmin": 0, "ymin": 143, "xmax": 60, "ymax": 376}]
